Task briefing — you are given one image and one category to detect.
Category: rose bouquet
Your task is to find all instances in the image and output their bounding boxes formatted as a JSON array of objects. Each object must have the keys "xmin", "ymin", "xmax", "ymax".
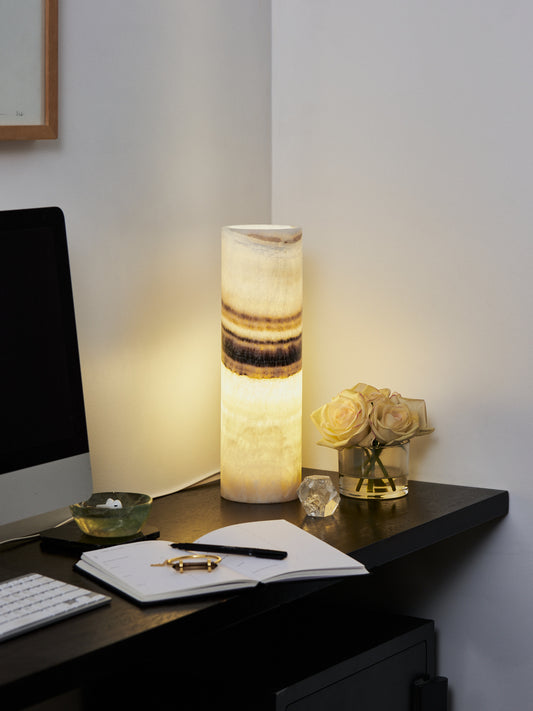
[{"xmin": 311, "ymin": 383, "xmax": 433, "ymax": 496}]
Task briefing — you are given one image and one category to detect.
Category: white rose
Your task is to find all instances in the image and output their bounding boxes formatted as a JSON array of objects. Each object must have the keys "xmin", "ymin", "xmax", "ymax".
[
  {"xmin": 396, "ymin": 396, "xmax": 433, "ymax": 436},
  {"xmin": 311, "ymin": 389, "xmax": 373, "ymax": 449},
  {"xmin": 370, "ymin": 393, "xmax": 421, "ymax": 444},
  {"xmin": 351, "ymin": 382, "xmax": 391, "ymax": 402}
]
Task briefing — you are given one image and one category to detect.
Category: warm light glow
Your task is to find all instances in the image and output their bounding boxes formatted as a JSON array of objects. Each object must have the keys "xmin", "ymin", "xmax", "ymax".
[
  {"xmin": 220, "ymin": 225, "xmax": 302, "ymax": 503},
  {"xmin": 221, "ymin": 366, "xmax": 302, "ymax": 502}
]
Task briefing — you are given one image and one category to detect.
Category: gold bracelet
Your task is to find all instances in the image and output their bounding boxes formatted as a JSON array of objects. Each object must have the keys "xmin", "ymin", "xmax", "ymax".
[
  {"xmin": 173, "ymin": 554, "xmax": 221, "ymax": 573},
  {"xmin": 151, "ymin": 554, "xmax": 221, "ymax": 573}
]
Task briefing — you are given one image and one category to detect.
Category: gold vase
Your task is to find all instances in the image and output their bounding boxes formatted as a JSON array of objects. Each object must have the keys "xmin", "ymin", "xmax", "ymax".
[{"xmin": 338, "ymin": 442, "xmax": 409, "ymax": 500}]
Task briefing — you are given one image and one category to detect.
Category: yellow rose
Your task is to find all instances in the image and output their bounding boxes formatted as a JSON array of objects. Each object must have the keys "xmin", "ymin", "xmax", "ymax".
[
  {"xmin": 311, "ymin": 389, "xmax": 373, "ymax": 449},
  {"xmin": 370, "ymin": 393, "xmax": 421, "ymax": 444}
]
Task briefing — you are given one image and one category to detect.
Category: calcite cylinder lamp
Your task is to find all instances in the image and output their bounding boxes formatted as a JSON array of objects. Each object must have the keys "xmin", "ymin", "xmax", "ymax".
[{"xmin": 221, "ymin": 225, "xmax": 303, "ymax": 503}]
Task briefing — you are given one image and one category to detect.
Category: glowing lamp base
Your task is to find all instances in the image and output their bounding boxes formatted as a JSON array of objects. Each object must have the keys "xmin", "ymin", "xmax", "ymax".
[{"xmin": 220, "ymin": 367, "xmax": 302, "ymax": 503}]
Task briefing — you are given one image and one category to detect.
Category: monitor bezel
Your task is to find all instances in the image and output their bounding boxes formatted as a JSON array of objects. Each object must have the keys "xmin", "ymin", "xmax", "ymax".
[{"xmin": 0, "ymin": 207, "xmax": 93, "ymax": 539}]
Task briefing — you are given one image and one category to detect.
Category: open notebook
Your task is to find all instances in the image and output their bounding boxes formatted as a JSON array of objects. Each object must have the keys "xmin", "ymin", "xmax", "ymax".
[{"xmin": 75, "ymin": 519, "xmax": 367, "ymax": 604}]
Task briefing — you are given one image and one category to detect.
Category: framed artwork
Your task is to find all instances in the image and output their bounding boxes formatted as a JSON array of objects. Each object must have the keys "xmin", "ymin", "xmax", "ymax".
[{"xmin": 0, "ymin": 0, "xmax": 58, "ymax": 140}]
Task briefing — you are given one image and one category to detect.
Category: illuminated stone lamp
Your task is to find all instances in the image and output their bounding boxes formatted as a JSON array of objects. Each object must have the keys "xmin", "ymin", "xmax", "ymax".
[{"xmin": 220, "ymin": 225, "xmax": 303, "ymax": 503}]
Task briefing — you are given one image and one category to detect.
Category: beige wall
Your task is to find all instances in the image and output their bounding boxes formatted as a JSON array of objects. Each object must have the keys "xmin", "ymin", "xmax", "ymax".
[
  {"xmin": 0, "ymin": 0, "xmax": 271, "ymax": 496},
  {"xmin": 272, "ymin": 2, "xmax": 532, "ymax": 709}
]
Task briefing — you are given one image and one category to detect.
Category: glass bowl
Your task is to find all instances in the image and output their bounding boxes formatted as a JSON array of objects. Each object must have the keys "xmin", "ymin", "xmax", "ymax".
[{"xmin": 70, "ymin": 492, "xmax": 153, "ymax": 538}]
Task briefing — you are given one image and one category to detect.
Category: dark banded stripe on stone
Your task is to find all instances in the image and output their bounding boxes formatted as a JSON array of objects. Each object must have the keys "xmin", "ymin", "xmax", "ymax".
[
  {"xmin": 222, "ymin": 326, "xmax": 302, "ymax": 378},
  {"xmin": 221, "ymin": 301, "xmax": 302, "ymax": 333}
]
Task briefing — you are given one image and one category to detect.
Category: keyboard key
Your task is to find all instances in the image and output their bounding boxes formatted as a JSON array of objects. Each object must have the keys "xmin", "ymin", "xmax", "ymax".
[{"xmin": 0, "ymin": 573, "xmax": 111, "ymax": 642}]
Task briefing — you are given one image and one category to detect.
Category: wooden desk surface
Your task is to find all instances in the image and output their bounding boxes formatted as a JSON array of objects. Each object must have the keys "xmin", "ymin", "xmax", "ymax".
[
  {"xmin": 149, "ymin": 471, "xmax": 509, "ymax": 570},
  {"xmin": 0, "ymin": 472, "xmax": 508, "ymax": 708}
]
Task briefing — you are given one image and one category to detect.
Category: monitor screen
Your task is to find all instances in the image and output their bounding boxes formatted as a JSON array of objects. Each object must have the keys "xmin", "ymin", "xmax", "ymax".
[{"xmin": 0, "ymin": 207, "xmax": 93, "ymax": 540}]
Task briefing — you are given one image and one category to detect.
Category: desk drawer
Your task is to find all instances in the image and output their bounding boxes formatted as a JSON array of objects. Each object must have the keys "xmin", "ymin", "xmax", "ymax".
[{"xmin": 276, "ymin": 635, "xmax": 430, "ymax": 711}]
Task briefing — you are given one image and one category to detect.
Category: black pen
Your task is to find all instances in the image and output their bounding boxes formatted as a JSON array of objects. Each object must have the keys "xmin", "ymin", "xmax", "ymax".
[{"xmin": 171, "ymin": 542, "xmax": 287, "ymax": 560}]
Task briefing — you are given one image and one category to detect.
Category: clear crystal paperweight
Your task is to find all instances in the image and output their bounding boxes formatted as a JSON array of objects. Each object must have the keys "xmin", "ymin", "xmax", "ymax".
[{"xmin": 297, "ymin": 475, "xmax": 340, "ymax": 517}]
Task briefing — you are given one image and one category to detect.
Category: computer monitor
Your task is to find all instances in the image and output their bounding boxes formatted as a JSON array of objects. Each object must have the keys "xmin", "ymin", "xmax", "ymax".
[{"xmin": 0, "ymin": 207, "xmax": 93, "ymax": 541}]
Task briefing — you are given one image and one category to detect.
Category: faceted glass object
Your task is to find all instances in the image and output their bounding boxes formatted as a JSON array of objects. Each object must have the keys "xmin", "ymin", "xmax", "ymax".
[{"xmin": 298, "ymin": 475, "xmax": 340, "ymax": 517}]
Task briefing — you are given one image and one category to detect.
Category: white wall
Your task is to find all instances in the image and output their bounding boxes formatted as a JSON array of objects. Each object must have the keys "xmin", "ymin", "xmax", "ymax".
[
  {"xmin": 272, "ymin": 1, "xmax": 532, "ymax": 709},
  {"xmin": 0, "ymin": 0, "xmax": 271, "ymax": 496}
]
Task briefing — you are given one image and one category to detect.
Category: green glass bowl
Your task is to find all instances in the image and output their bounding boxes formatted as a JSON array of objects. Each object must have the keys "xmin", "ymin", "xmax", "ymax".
[{"xmin": 70, "ymin": 492, "xmax": 152, "ymax": 538}]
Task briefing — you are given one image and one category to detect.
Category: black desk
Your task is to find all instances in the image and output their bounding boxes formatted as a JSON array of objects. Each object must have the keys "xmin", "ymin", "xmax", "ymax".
[{"xmin": 0, "ymin": 472, "xmax": 508, "ymax": 710}]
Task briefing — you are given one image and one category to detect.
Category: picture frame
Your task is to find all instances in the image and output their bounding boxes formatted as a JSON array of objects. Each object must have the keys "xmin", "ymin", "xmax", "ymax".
[{"xmin": 0, "ymin": 0, "xmax": 58, "ymax": 140}]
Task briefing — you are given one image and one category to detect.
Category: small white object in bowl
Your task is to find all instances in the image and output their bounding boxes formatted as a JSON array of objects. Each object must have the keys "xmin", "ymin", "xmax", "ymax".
[{"xmin": 96, "ymin": 498, "xmax": 123, "ymax": 509}]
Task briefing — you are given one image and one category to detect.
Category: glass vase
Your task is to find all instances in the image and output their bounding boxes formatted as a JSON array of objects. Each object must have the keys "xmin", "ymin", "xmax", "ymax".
[{"xmin": 338, "ymin": 442, "xmax": 409, "ymax": 500}]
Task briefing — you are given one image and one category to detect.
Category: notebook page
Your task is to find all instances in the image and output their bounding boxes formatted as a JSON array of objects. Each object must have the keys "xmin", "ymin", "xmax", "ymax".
[
  {"xmin": 195, "ymin": 519, "xmax": 367, "ymax": 582},
  {"xmin": 78, "ymin": 539, "xmax": 255, "ymax": 599}
]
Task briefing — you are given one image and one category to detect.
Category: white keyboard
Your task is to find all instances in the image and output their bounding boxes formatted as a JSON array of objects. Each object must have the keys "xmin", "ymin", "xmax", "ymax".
[{"xmin": 0, "ymin": 573, "xmax": 111, "ymax": 642}]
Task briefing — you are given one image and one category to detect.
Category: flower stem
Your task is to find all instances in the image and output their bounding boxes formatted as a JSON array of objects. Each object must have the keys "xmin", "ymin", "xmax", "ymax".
[{"xmin": 364, "ymin": 446, "xmax": 396, "ymax": 492}]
